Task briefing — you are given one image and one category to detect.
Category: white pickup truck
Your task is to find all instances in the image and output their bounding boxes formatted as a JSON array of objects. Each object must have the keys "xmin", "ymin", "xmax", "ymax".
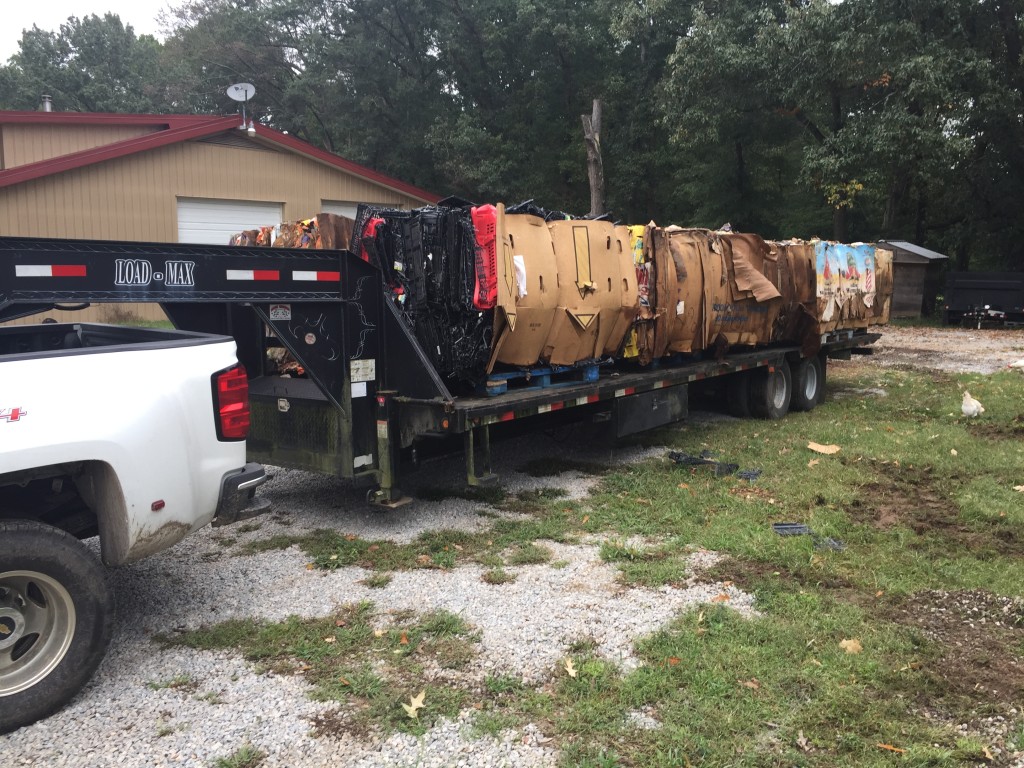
[{"xmin": 0, "ymin": 321, "xmax": 268, "ymax": 733}]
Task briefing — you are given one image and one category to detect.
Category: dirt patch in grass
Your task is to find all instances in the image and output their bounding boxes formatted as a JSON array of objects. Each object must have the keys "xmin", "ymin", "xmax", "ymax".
[
  {"xmin": 966, "ymin": 414, "xmax": 1024, "ymax": 441},
  {"xmin": 882, "ymin": 590, "xmax": 1024, "ymax": 708},
  {"xmin": 847, "ymin": 464, "xmax": 1020, "ymax": 556}
]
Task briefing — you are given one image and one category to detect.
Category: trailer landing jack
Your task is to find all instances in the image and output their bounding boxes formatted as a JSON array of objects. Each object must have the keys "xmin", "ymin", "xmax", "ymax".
[
  {"xmin": 465, "ymin": 425, "xmax": 498, "ymax": 487},
  {"xmin": 370, "ymin": 390, "xmax": 412, "ymax": 508}
]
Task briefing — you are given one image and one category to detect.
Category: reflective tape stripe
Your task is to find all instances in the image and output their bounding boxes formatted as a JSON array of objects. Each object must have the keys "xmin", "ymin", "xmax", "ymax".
[
  {"xmin": 226, "ymin": 269, "xmax": 281, "ymax": 281},
  {"xmin": 15, "ymin": 264, "xmax": 87, "ymax": 277},
  {"xmin": 293, "ymin": 270, "xmax": 341, "ymax": 282}
]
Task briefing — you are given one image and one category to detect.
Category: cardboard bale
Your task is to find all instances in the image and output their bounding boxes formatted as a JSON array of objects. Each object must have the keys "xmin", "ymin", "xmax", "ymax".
[
  {"xmin": 765, "ymin": 239, "xmax": 820, "ymax": 355},
  {"xmin": 647, "ymin": 227, "xmax": 706, "ymax": 357},
  {"xmin": 815, "ymin": 241, "xmax": 889, "ymax": 332},
  {"xmin": 490, "ymin": 206, "xmax": 559, "ymax": 366},
  {"xmin": 228, "ymin": 229, "xmax": 261, "ymax": 246},
  {"xmin": 710, "ymin": 232, "xmax": 783, "ymax": 346},
  {"xmin": 541, "ymin": 219, "xmax": 637, "ymax": 366},
  {"xmin": 314, "ymin": 212, "xmax": 355, "ymax": 250},
  {"xmin": 643, "ymin": 228, "xmax": 785, "ymax": 358}
]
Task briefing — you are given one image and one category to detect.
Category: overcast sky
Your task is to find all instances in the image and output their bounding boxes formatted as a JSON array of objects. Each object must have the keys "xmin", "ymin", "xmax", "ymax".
[{"xmin": 1, "ymin": 1, "xmax": 171, "ymax": 63}]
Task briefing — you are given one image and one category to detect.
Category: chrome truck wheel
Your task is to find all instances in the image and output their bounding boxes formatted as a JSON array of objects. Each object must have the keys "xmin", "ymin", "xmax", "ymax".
[{"xmin": 0, "ymin": 521, "xmax": 113, "ymax": 733}]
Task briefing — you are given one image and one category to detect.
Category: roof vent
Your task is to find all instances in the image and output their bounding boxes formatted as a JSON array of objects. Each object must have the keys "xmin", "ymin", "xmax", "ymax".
[{"xmin": 39, "ymin": 95, "xmax": 53, "ymax": 112}]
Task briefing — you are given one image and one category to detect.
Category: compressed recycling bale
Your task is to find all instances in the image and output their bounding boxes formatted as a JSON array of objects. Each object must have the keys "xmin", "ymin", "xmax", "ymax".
[
  {"xmin": 765, "ymin": 239, "xmax": 820, "ymax": 355},
  {"xmin": 491, "ymin": 207, "xmax": 559, "ymax": 366},
  {"xmin": 815, "ymin": 241, "xmax": 889, "ymax": 332},
  {"xmin": 710, "ymin": 232, "xmax": 783, "ymax": 346},
  {"xmin": 540, "ymin": 219, "xmax": 637, "ymax": 366},
  {"xmin": 314, "ymin": 213, "xmax": 355, "ymax": 250}
]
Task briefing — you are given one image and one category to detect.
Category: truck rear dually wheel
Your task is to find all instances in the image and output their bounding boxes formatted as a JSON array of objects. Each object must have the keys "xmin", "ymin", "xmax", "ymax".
[{"xmin": 0, "ymin": 521, "xmax": 113, "ymax": 734}]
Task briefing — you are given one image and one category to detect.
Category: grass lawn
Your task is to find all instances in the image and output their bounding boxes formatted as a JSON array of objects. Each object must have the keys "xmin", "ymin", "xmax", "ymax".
[{"xmin": 166, "ymin": 358, "xmax": 1024, "ymax": 766}]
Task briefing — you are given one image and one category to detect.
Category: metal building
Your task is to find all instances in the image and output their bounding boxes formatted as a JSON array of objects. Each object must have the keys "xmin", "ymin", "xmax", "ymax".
[{"xmin": 0, "ymin": 110, "xmax": 437, "ymax": 324}]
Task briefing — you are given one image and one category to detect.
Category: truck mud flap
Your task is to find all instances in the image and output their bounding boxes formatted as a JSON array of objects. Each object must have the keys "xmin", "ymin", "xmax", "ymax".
[{"xmin": 612, "ymin": 384, "xmax": 687, "ymax": 438}]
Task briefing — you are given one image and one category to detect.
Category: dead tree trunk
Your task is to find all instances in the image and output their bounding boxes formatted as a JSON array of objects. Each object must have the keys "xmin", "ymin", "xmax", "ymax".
[{"xmin": 581, "ymin": 99, "xmax": 605, "ymax": 217}]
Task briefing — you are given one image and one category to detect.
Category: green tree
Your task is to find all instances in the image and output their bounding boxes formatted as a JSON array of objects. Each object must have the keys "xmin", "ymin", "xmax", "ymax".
[{"xmin": 0, "ymin": 14, "xmax": 167, "ymax": 113}]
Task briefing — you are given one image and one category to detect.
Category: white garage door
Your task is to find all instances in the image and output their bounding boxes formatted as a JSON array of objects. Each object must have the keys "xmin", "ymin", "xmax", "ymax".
[
  {"xmin": 177, "ymin": 198, "xmax": 284, "ymax": 245},
  {"xmin": 320, "ymin": 200, "xmax": 360, "ymax": 219}
]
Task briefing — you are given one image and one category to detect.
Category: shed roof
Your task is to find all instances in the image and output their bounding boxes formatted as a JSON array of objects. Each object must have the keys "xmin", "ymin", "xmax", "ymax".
[
  {"xmin": 0, "ymin": 111, "xmax": 440, "ymax": 203},
  {"xmin": 878, "ymin": 240, "xmax": 948, "ymax": 263}
]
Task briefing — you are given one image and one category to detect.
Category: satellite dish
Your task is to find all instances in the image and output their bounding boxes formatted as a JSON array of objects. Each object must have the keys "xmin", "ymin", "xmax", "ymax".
[{"xmin": 226, "ymin": 83, "xmax": 256, "ymax": 102}]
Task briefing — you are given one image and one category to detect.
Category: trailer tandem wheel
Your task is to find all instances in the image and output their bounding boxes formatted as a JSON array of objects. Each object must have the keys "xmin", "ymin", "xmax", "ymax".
[{"xmin": 750, "ymin": 361, "xmax": 792, "ymax": 419}]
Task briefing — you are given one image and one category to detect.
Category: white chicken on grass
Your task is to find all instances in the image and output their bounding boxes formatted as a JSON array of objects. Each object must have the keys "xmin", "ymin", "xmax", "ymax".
[{"xmin": 962, "ymin": 391, "xmax": 985, "ymax": 418}]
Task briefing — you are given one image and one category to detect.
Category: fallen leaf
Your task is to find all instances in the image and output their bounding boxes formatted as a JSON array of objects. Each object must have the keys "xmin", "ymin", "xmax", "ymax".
[
  {"xmin": 712, "ymin": 593, "xmax": 731, "ymax": 603},
  {"xmin": 564, "ymin": 658, "xmax": 578, "ymax": 678},
  {"xmin": 796, "ymin": 730, "xmax": 811, "ymax": 752},
  {"xmin": 876, "ymin": 744, "xmax": 906, "ymax": 754},
  {"xmin": 399, "ymin": 631, "xmax": 409, "ymax": 646},
  {"xmin": 807, "ymin": 442, "xmax": 841, "ymax": 455},
  {"xmin": 323, "ymin": 636, "xmax": 336, "ymax": 644},
  {"xmin": 807, "ymin": 459, "xmax": 820, "ymax": 468},
  {"xmin": 401, "ymin": 690, "xmax": 426, "ymax": 719},
  {"xmin": 739, "ymin": 678, "xmax": 760, "ymax": 690},
  {"xmin": 951, "ymin": 449, "xmax": 958, "ymax": 456},
  {"xmin": 667, "ymin": 656, "xmax": 681, "ymax": 666},
  {"xmin": 840, "ymin": 638, "xmax": 863, "ymax": 655}
]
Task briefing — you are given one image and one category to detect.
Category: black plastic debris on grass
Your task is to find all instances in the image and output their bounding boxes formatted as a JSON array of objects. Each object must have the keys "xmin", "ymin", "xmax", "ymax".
[
  {"xmin": 772, "ymin": 522, "xmax": 846, "ymax": 551},
  {"xmin": 667, "ymin": 450, "xmax": 754, "ymax": 478}
]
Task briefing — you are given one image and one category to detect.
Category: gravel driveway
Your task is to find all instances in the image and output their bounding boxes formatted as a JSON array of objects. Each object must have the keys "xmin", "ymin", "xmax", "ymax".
[{"xmin": 3, "ymin": 324, "xmax": 1022, "ymax": 767}]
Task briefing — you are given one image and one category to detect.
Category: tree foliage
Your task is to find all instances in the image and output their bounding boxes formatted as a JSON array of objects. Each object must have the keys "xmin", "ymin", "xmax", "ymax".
[{"xmin": 1, "ymin": 0, "xmax": 1022, "ymax": 269}]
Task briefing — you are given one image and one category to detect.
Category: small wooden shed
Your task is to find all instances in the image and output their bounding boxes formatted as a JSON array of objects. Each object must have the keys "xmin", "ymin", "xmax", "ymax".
[{"xmin": 877, "ymin": 240, "xmax": 948, "ymax": 318}]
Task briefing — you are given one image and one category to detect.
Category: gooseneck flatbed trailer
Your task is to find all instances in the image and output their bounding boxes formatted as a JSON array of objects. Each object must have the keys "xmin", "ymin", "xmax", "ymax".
[{"xmin": 0, "ymin": 236, "xmax": 878, "ymax": 505}]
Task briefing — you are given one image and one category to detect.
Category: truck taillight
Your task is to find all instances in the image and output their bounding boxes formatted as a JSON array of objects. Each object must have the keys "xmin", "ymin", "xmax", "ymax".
[{"xmin": 212, "ymin": 364, "xmax": 250, "ymax": 440}]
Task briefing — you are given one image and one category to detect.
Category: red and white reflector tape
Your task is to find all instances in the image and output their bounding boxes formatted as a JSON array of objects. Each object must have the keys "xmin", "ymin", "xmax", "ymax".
[
  {"xmin": 292, "ymin": 271, "xmax": 341, "ymax": 282},
  {"xmin": 226, "ymin": 269, "xmax": 280, "ymax": 281},
  {"xmin": 15, "ymin": 264, "xmax": 87, "ymax": 277}
]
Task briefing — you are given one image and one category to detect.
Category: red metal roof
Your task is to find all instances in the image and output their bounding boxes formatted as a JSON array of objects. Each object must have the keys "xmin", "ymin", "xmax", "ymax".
[{"xmin": 0, "ymin": 110, "xmax": 440, "ymax": 203}]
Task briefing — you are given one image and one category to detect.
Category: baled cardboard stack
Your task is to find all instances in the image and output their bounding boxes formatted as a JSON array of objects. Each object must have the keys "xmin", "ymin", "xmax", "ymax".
[{"xmin": 489, "ymin": 206, "xmax": 638, "ymax": 368}]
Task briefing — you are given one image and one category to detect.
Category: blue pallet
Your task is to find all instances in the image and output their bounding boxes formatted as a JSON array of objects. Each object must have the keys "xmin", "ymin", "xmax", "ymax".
[{"xmin": 482, "ymin": 359, "xmax": 604, "ymax": 396}]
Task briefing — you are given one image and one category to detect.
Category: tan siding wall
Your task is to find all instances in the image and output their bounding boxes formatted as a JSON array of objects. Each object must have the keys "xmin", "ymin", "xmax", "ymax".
[
  {"xmin": 0, "ymin": 137, "xmax": 428, "ymax": 240},
  {"xmin": 1, "ymin": 124, "xmax": 157, "ymax": 169},
  {"xmin": 3, "ymin": 304, "xmax": 168, "ymax": 326}
]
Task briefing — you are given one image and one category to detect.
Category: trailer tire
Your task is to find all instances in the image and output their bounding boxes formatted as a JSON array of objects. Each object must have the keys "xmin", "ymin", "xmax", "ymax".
[
  {"xmin": 0, "ymin": 521, "xmax": 113, "ymax": 734},
  {"xmin": 791, "ymin": 355, "xmax": 825, "ymax": 412},
  {"xmin": 726, "ymin": 372, "xmax": 752, "ymax": 418},
  {"xmin": 750, "ymin": 361, "xmax": 792, "ymax": 420}
]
